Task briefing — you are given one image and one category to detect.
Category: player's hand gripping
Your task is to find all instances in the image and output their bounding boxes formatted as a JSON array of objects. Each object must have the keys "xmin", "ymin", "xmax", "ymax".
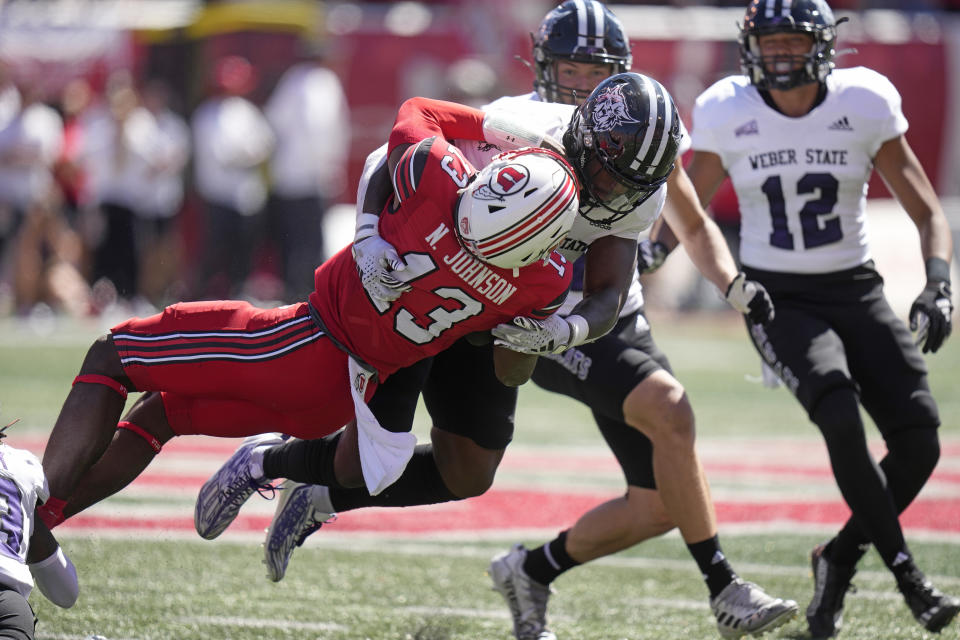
[
  {"xmin": 910, "ymin": 280, "xmax": 953, "ymax": 353},
  {"xmin": 352, "ymin": 214, "xmax": 410, "ymax": 304},
  {"xmin": 636, "ymin": 239, "xmax": 669, "ymax": 275},
  {"xmin": 492, "ymin": 315, "xmax": 574, "ymax": 355},
  {"xmin": 725, "ymin": 273, "xmax": 775, "ymax": 325}
]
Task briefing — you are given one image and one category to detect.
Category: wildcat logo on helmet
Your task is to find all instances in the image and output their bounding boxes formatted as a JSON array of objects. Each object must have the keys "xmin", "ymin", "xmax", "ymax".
[
  {"xmin": 591, "ymin": 83, "xmax": 642, "ymax": 133},
  {"xmin": 472, "ymin": 163, "xmax": 531, "ymax": 201}
]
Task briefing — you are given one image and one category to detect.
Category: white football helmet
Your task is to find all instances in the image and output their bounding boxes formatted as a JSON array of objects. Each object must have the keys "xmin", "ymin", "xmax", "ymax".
[{"xmin": 455, "ymin": 147, "xmax": 580, "ymax": 269}]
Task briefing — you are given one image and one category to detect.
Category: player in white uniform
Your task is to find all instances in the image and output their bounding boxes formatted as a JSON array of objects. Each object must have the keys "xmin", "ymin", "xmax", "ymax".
[
  {"xmin": 0, "ymin": 420, "xmax": 79, "ymax": 639},
  {"xmin": 646, "ymin": 0, "xmax": 958, "ymax": 636},
  {"xmin": 256, "ymin": 3, "xmax": 797, "ymax": 639}
]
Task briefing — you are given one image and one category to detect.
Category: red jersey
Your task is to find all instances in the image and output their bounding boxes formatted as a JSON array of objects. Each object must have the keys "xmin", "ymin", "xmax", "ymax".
[{"xmin": 309, "ymin": 135, "xmax": 571, "ymax": 376}]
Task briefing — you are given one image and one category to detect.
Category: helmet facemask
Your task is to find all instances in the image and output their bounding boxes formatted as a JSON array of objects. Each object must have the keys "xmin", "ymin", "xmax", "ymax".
[
  {"xmin": 531, "ymin": 0, "xmax": 632, "ymax": 106},
  {"xmin": 739, "ymin": 0, "xmax": 843, "ymax": 91}
]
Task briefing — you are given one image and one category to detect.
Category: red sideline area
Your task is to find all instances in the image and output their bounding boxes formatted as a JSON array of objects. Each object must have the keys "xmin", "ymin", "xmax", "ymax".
[
  {"xmin": 61, "ymin": 491, "xmax": 960, "ymax": 536},
  {"xmin": 17, "ymin": 436, "xmax": 957, "ymax": 536}
]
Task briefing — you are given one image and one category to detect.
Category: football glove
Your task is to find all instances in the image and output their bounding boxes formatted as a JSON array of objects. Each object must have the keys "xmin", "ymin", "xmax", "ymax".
[
  {"xmin": 910, "ymin": 280, "xmax": 952, "ymax": 354},
  {"xmin": 492, "ymin": 315, "xmax": 577, "ymax": 355},
  {"xmin": 636, "ymin": 239, "xmax": 669, "ymax": 275},
  {"xmin": 352, "ymin": 233, "xmax": 410, "ymax": 304},
  {"xmin": 725, "ymin": 273, "xmax": 774, "ymax": 325}
]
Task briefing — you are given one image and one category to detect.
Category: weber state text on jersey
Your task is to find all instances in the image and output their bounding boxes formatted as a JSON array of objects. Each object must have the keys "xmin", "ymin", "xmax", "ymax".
[
  {"xmin": 692, "ymin": 67, "xmax": 908, "ymax": 274},
  {"xmin": 310, "ymin": 136, "xmax": 572, "ymax": 376}
]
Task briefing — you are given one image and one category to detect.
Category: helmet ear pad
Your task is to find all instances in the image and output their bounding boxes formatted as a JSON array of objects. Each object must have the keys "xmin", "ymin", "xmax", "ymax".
[{"xmin": 562, "ymin": 114, "xmax": 583, "ymax": 167}]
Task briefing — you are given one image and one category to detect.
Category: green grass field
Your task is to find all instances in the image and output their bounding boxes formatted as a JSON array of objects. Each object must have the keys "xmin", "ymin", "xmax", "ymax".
[{"xmin": 2, "ymin": 310, "xmax": 959, "ymax": 640}]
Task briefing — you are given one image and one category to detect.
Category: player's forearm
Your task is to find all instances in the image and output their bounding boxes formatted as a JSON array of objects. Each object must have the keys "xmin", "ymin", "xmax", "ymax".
[
  {"xmin": 648, "ymin": 210, "xmax": 680, "ymax": 253},
  {"xmin": 29, "ymin": 545, "xmax": 78, "ymax": 608},
  {"xmin": 675, "ymin": 215, "xmax": 740, "ymax": 291},
  {"xmin": 389, "ymin": 97, "xmax": 485, "ymax": 151},
  {"xmin": 915, "ymin": 209, "xmax": 954, "ymax": 266},
  {"xmin": 568, "ymin": 286, "xmax": 622, "ymax": 342},
  {"xmin": 360, "ymin": 160, "xmax": 394, "ymax": 217}
]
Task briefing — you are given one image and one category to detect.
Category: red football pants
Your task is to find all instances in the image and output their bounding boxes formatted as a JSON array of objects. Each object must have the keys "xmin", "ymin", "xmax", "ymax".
[{"xmin": 111, "ymin": 300, "xmax": 369, "ymax": 439}]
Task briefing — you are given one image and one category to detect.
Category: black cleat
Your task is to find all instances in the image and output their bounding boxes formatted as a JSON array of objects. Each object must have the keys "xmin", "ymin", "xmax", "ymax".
[
  {"xmin": 896, "ymin": 567, "xmax": 960, "ymax": 633},
  {"xmin": 806, "ymin": 543, "xmax": 856, "ymax": 638}
]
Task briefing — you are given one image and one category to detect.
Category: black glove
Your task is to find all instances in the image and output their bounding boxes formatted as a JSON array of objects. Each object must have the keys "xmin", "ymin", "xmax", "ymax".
[
  {"xmin": 636, "ymin": 239, "xmax": 669, "ymax": 275},
  {"xmin": 910, "ymin": 258, "xmax": 953, "ymax": 353},
  {"xmin": 725, "ymin": 273, "xmax": 775, "ymax": 326}
]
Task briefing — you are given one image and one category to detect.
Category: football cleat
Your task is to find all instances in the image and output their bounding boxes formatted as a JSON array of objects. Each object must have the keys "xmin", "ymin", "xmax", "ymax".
[
  {"xmin": 710, "ymin": 578, "xmax": 799, "ymax": 638},
  {"xmin": 896, "ymin": 567, "xmax": 960, "ymax": 633},
  {"xmin": 263, "ymin": 480, "xmax": 334, "ymax": 582},
  {"xmin": 194, "ymin": 433, "xmax": 283, "ymax": 540},
  {"xmin": 488, "ymin": 544, "xmax": 556, "ymax": 640},
  {"xmin": 807, "ymin": 543, "xmax": 856, "ymax": 638}
]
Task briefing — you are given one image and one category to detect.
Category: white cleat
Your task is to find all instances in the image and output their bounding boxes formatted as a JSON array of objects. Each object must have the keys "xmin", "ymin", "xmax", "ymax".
[
  {"xmin": 194, "ymin": 433, "xmax": 283, "ymax": 539},
  {"xmin": 711, "ymin": 578, "xmax": 799, "ymax": 638},
  {"xmin": 263, "ymin": 480, "xmax": 334, "ymax": 582},
  {"xmin": 488, "ymin": 543, "xmax": 557, "ymax": 640}
]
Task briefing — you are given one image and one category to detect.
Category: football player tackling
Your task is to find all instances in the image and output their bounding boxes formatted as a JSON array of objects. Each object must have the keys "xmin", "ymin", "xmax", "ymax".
[
  {"xmin": 36, "ymin": 128, "xmax": 579, "ymax": 531},
  {"xmin": 232, "ymin": 4, "xmax": 797, "ymax": 638}
]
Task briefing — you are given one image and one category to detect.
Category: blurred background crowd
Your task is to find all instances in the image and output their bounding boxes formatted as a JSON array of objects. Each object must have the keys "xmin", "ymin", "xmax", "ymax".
[{"xmin": 0, "ymin": 0, "xmax": 958, "ymax": 325}]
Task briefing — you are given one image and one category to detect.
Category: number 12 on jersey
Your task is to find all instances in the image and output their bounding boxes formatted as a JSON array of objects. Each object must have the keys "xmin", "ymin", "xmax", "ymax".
[{"xmin": 761, "ymin": 172, "xmax": 842, "ymax": 250}]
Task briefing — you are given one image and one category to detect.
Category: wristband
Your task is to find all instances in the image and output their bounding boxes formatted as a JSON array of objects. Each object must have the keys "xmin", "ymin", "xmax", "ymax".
[
  {"xmin": 482, "ymin": 110, "xmax": 545, "ymax": 150},
  {"xmin": 355, "ymin": 213, "xmax": 381, "ymax": 241},
  {"xmin": 925, "ymin": 256, "xmax": 951, "ymax": 284},
  {"xmin": 565, "ymin": 314, "xmax": 590, "ymax": 348}
]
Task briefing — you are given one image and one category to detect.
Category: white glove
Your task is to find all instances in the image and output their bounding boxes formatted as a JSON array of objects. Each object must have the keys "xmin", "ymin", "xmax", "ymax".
[
  {"xmin": 724, "ymin": 273, "xmax": 774, "ymax": 325},
  {"xmin": 352, "ymin": 217, "xmax": 410, "ymax": 304},
  {"xmin": 491, "ymin": 314, "xmax": 588, "ymax": 354}
]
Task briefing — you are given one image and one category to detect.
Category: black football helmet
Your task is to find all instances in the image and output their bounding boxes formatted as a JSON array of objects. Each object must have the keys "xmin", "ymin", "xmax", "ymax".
[
  {"xmin": 562, "ymin": 72, "xmax": 681, "ymax": 226},
  {"xmin": 739, "ymin": 0, "xmax": 843, "ymax": 91},
  {"xmin": 563, "ymin": 73, "xmax": 681, "ymax": 227},
  {"xmin": 533, "ymin": 0, "xmax": 632, "ymax": 105}
]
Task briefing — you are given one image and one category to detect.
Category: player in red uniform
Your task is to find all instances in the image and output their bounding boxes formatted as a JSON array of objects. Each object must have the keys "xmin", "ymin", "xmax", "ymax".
[{"xmin": 37, "ymin": 124, "xmax": 579, "ymax": 530}]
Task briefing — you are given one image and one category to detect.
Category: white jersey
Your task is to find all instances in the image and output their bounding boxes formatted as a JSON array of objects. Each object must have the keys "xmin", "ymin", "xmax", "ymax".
[
  {"xmin": 0, "ymin": 443, "xmax": 49, "ymax": 598},
  {"xmin": 692, "ymin": 67, "xmax": 908, "ymax": 274}
]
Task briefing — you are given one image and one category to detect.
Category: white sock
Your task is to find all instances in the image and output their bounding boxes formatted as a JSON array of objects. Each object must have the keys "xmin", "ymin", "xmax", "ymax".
[
  {"xmin": 311, "ymin": 485, "xmax": 335, "ymax": 514},
  {"xmin": 248, "ymin": 447, "xmax": 268, "ymax": 482}
]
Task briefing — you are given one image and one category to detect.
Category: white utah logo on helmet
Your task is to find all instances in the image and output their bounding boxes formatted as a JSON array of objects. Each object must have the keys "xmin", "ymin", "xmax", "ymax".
[{"xmin": 471, "ymin": 163, "xmax": 531, "ymax": 201}]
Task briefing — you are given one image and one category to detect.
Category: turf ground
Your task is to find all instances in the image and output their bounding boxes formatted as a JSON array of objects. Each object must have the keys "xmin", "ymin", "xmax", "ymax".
[{"xmin": 0, "ymin": 309, "xmax": 958, "ymax": 640}]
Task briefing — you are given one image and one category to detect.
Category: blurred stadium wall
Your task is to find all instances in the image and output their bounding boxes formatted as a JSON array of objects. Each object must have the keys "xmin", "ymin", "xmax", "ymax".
[{"xmin": 0, "ymin": 0, "xmax": 957, "ymax": 310}]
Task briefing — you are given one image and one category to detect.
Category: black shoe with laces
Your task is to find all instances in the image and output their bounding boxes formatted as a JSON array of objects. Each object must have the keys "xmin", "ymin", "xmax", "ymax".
[
  {"xmin": 806, "ymin": 543, "xmax": 857, "ymax": 638},
  {"xmin": 896, "ymin": 567, "xmax": 960, "ymax": 633}
]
